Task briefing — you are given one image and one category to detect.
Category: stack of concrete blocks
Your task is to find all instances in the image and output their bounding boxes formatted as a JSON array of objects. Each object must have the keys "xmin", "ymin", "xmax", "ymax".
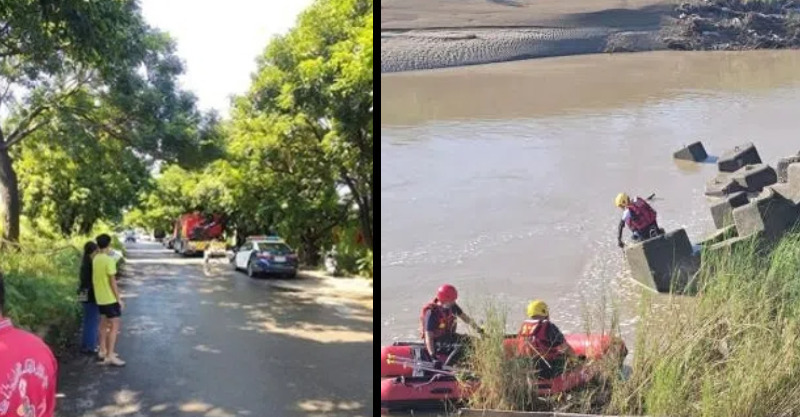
[
  {"xmin": 628, "ymin": 144, "xmax": 800, "ymax": 293},
  {"xmin": 704, "ymin": 144, "xmax": 778, "ymax": 234},
  {"xmin": 707, "ymin": 147, "xmax": 800, "ymax": 255},
  {"xmin": 704, "ymin": 143, "xmax": 772, "ymax": 197}
]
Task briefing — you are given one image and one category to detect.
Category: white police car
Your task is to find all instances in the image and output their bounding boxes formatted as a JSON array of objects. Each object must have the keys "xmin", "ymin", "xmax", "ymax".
[{"xmin": 232, "ymin": 236, "xmax": 299, "ymax": 278}]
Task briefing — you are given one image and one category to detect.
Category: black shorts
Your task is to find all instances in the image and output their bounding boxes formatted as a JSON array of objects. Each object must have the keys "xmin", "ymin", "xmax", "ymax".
[{"xmin": 98, "ymin": 303, "xmax": 122, "ymax": 318}]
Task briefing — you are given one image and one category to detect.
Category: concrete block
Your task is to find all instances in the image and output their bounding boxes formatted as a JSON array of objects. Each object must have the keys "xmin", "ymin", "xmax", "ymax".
[
  {"xmin": 763, "ymin": 183, "xmax": 800, "ymax": 205},
  {"xmin": 709, "ymin": 191, "xmax": 749, "ymax": 229},
  {"xmin": 788, "ymin": 163, "xmax": 800, "ymax": 187},
  {"xmin": 732, "ymin": 193, "xmax": 800, "ymax": 241},
  {"xmin": 673, "ymin": 141, "xmax": 708, "ymax": 162},
  {"xmin": 776, "ymin": 156, "xmax": 800, "ymax": 183},
  {"xmin": 718, "ymin": 143, "xmax": 762, "ymax": 173},
  {"xmin": 705, "ymin": 173, "xmax": 746, "ymax": 197},
  {"xmin": 624, "ymin": 229, "xmax": 696, "ymax": 293},
  {"xmin": 731, "ymin": 164, "xmax": 777, "ymax": 192},
  {"xmin": 696, "ymin": 225, "xmax": 738, "ymax": 248},
  {"xmin": 708, "ymin": 234, "xmax": 760, "ymax": 255}
]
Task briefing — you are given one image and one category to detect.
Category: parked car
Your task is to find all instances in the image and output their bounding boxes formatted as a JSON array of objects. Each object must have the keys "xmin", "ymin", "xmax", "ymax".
[{"xmin": 232, "ymin": 236, "xmax": 298, "ymax": 278}]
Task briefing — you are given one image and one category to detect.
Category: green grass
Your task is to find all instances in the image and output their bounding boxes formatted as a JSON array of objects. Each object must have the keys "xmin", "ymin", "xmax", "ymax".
[
  {"xmin": 607, "ymin": 231, "xmax": 800, "ymax": 416},
  {"xmin": 464, "ymin": 300, "xmax": 625, "ymax": 413},
  {"xmin": 459, "ymin": 231, "xmax": 800, "ymax": 416},
  {"xmin": 0, "ymin": 218, "xmax": 125, "ymax": 354},
  {"xmin": 0, "ymin": 245, "xmax": 82, "ymax": 353},
  {"xmin": 358, "ymin": 250, "xmax": 373, "ymax": 279}
]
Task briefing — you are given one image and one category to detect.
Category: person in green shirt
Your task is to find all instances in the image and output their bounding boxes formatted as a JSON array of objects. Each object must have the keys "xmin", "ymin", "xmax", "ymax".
[{"xmin": 93, "ymin": 234, "xmax": 126, "ymax": 367}]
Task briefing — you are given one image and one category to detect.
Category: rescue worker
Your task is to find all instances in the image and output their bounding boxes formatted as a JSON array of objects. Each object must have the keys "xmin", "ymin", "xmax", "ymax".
[
  {"xmin": 615, "ymin": 192, "xmax": 663, "ymax": 248},
  {"xmin": 516, "ymin": 300, "xmax": 574, "ymax": 378},
  {"xmin": 421, "ymin": 284, "xmax": 483, "ymax": 367}
]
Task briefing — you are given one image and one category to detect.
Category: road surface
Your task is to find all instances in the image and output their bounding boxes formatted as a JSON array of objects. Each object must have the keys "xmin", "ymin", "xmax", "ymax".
[{"xmin": 57, "ymin": 242, "xmax": 373, "ymax": 417}]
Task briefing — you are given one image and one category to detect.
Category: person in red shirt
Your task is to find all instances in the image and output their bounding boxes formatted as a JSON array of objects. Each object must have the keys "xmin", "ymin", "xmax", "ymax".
[{"xmin": 0, "ymin": 272, "xmax": 58, "ymax": 417}]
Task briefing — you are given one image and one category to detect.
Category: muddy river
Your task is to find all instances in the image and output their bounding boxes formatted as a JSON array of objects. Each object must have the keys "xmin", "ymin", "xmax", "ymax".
[{"xmin": 380, "ymin": 51, "xmax": 800, "ymax": 349}]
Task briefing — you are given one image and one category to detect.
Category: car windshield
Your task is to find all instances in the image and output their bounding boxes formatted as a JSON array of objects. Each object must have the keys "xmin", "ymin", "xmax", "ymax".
[{"xmin": 257, "ymin": 243, "xmax": 292, "ymax": 255}]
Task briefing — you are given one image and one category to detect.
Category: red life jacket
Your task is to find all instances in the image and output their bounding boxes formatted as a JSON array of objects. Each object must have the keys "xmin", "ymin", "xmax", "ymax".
[
  {"xmin": 625, "ymin": 197, "xmax": 657, "ymax": 232},
  {"xmin": 419, "ymin": 300, "xmax": 457, "ymax": 340},
  {"xmin": 516, "ymin": 319, "xmax": 562, "ymax": 361}
]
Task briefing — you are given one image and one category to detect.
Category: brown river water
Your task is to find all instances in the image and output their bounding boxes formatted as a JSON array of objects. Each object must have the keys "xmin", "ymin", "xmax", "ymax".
[{"xmin": 380, "ymin": 51, "xmax": 800, "ymax": 359}]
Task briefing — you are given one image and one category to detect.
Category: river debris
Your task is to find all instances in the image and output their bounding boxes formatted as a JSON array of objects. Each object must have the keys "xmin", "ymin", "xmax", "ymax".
[{"xmin": 664, "ymin": 0, "xmax": 800, "ymax": 50}]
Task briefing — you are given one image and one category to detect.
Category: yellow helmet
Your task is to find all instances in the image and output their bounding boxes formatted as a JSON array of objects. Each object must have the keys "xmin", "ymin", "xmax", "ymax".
[
  {"xmin": 614, "ymin": 193, "xmax": 630, "ymax": 208},
  {"xmin": 526, "ymin": 300, "xmax": 549, "ymax": 318}
]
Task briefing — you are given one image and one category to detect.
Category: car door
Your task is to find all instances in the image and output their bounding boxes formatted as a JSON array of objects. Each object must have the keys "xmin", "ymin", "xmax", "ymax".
[{"xmin": 236, "ymin": 242, "xmax": 252, "ymax": 268}]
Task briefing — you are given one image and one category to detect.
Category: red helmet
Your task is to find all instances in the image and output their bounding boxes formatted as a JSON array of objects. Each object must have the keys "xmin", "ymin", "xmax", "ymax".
[{"xmin": 436, "ymin": 284, "xmax": 458, "ymax": 303}]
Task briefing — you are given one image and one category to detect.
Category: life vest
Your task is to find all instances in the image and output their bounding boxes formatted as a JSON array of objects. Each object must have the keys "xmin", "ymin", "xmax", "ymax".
[
  {"xmin": 419, "ymin": 300, "xmax": 457, "ymax": 340},
  {"xmin": 625, "ymin": 198, "xmax": 657, "ymax": 233},
  {"xmin": 516, "ymin": 319, "xmax": 562, "ymax": 361}
]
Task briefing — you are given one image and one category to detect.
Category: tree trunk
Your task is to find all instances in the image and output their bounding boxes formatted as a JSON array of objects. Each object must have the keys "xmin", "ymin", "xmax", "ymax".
[
  {"xmin": 0, "ymin": 146, "xmax": 20, "ymax": 244},
  {"xmin": 301, "ymin": 235, "xmax": 322, "ymax": 267},
  {"xmin": 358, "ymin": 197, "xmax": 373, "ymax": 250},
  {"xmin": 340, "ymin": 169, "xmax": 373, "ymax": 251},
  {"xmin": 79, "ymin": 218, "xmax": 95, "ymax": 235}
]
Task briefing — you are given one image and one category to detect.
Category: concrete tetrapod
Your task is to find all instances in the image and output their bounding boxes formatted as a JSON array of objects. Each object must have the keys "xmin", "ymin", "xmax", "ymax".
[
  {"xmin": 709, "ymin": 191, "xmax": 749, "ymax": 229},
  {"xmin": 732, "ymin": 191, "xmax": 800, "ymax": 242},
  {"xmin": 624, "ymin": 229, "xmax": 696, "ymax": 293},
  {"xmin": 717, "ymin": 142, "xmax": 761, "ymax": 173},
  {"xmin": 731, "ymin": 164, "xmax": 777, "ymax": 193},
  {"xmin": 673, "ymin": 141, "xmax": 708, "ymax": 162}
]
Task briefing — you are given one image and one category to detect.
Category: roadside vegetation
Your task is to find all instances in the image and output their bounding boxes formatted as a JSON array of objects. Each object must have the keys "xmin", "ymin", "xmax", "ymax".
[
  {"xmin": 125, "ymin": 0, "xmax": 374, "ymax": 277},
  {"xmin": 0, "ymin": 220, "xmax": 123, "ymax": 354},
  {"xmin": 0, "ymin": 0, "xmax": 373, "ymax": 355},
  {"xmin": 459, "ymin": 231, "xmax": 800, "ymax": 416}
]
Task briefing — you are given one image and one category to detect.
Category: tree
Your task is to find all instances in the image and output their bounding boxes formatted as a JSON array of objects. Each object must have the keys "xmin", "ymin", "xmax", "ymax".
[
  {"xmin": 15, "ymin": 91, "xmax": 150, "ymax": 235},
  {"xmin": 246, "ymin": 0, "xmax": 374, "ymax": 249},
  {"xmin": 226, "ymin": 112, "xmax": 345, "ymax": 264},
  {"xmin": 0, "ymin": 1, "xmax": 209, "ymax": 243}
]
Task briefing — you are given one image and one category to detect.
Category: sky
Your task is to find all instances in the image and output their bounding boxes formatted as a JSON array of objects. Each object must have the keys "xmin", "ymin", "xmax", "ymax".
[{"xmin": 139, "ymin": 0, "xmax": 315, "ymax": 115}]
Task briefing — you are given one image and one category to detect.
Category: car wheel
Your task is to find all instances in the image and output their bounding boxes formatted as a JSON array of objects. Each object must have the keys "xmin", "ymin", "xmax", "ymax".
[
  {"xmin": 286, "ymin": 272, "xmax": 297, "ymax": 279},
  {"xmin": 247, "ymin": 260, "xmax": 257, "ymax": 278}
]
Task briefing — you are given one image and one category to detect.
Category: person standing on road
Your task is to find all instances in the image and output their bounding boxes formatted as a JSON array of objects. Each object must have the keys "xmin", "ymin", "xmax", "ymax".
[
  {"xmin": 0, "ymin": 271, "xmax": 58, "ymax": 417},
  {"xmin": 93, "ymin": 234, "xmax": 126, "ymax": 367},
  {"xmin": 78, "ymin": 241, "xmax": 100, "ymax": 355}
]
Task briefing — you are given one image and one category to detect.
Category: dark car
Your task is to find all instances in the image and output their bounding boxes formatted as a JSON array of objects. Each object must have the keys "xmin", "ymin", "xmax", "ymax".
[{"xmin": 233, "ymin": 236, "xmax": 299, "ymax": 278}]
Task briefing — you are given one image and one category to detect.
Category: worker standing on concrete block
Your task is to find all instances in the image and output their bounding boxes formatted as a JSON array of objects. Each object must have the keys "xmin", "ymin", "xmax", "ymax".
[
  {"xmin": 615, "ymin": 192, "xmax": 664, "ymax": 248},
  {"xmin": 420, "ymin": 284, "xmax": 484, "ymax": 367},
  {"xmin": 515, "ymin": 300, "xmax": 575, "ymax": 378}
]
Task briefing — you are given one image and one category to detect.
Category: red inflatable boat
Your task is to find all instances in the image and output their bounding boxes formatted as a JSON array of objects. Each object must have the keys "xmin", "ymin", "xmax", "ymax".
[
  {"xmin": 380, "ymin": 334, "xmax": 626, "ymax": 412},
  {"xmin": 381, "ymin": 333, "xmax": 618, "ymax": 378}
]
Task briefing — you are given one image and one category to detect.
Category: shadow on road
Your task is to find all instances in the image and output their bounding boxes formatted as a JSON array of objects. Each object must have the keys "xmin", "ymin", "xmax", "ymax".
[{"xmin": 57, "ymin": 243, "xmax": 373, "ymax": 417}]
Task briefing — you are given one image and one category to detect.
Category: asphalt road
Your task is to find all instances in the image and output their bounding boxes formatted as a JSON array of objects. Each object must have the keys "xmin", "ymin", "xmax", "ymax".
[{"xmin": 57, "ymin": 242, "xmax": 374, "ymax": 417}]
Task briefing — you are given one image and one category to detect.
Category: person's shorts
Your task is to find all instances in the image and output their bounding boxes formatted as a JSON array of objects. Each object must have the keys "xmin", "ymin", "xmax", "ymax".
[{"xmin": 98, "ymin": 303, "xmax": 122, "ymax": 318}]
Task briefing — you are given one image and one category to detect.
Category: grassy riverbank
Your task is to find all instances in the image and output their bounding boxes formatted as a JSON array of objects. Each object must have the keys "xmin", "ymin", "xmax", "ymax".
[
  {"xmin": 460, "ymin": 230, "xmax": 800, "ymax": 416},
  {"xmin": 608, "ymin": 231, "xmax": 800, "ymax": 416}
]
